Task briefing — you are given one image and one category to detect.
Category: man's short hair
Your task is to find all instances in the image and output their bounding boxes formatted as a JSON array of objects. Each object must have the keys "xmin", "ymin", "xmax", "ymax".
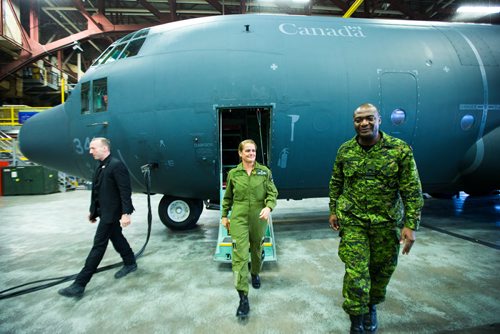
[
  {"xmin": 354, "ymin": 103, "xmax": 380, "ymax": 116},
  {"xmin": 92, "ymin": 137, "xmax": 111, "ymax": 150}
]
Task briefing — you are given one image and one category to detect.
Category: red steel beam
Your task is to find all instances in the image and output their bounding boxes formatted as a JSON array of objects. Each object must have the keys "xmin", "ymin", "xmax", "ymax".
[
  {"xmin": 29, "ymin": 0, "xmax": 39, "ymax": 42},
  {"xmin": 0, "ymin": 10, "xmax": 151, "ymax": 81},
  {"xmin": 5, "ymin": 0, "xmax": 35, "ymax": 53},
  {"xmin": 138, "ymin": 0, "xmax": 169, "ymax": 22},
  {"xmin": 73, "ymin": 0, "xmax": 103, "ymax": 30}
]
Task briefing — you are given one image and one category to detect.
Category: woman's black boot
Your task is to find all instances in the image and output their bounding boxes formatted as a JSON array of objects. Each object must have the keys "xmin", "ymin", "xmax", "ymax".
[{"xmin": 236, "ymin": 290, "xmax": 249, "ymax": 318}]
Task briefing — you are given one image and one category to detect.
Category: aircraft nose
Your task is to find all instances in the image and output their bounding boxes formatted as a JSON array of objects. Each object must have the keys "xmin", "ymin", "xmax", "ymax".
[{"xmin": 19, "ymin": 105, "xmax": 73, "ymax": 171}]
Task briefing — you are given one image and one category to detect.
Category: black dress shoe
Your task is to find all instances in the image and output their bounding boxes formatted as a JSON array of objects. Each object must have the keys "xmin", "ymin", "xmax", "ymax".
[
  {"xmin": 58, "ymin": 283, "xmax": 85, "ymax": 298},
  {"xmin": 114, "ymin": 263, "xmax": 137, "ymax": 279},
  {"xmin": 251, "ymin": 274, "xmax": 261, "ymax": 289},
  {"xmin": 363, "ymin": 304, "xmax": 378, "ymax": 332},
  {"xmin": 236, "ymin": 290, "xmax": 250, "ymax": 318}
]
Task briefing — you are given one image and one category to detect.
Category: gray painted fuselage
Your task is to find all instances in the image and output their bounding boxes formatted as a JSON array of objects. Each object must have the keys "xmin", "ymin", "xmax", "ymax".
[{"xmin": 19, "ymin": 14, "xmax": 500, "ymax": 200}]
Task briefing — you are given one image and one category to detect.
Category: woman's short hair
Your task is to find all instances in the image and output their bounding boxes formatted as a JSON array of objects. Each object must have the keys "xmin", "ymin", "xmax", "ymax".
[{"xmin": 238, "ymin": 139, "xmax": 257, "ymax": 153}]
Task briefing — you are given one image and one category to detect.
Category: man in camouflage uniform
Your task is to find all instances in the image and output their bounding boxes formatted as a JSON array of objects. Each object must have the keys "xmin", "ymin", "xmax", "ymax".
[{"xmin": 329, "ymin": 103, "xmax": 423, "ymax": 333}]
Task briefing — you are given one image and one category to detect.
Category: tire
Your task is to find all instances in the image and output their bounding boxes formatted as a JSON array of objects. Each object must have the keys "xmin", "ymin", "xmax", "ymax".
[{"xmin": 158, "ymin": 196, "xmax": 203, "ymax": 230}]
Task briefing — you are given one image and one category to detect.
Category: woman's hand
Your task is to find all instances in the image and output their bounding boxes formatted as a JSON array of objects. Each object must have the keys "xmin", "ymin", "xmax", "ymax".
[
  {"xmin": 221, "ymin": 217, "xmax": 230, "ymax": 232},
  {"xmin": 259, "ymin": 207, "xmax": 271, "ymax": 220}
]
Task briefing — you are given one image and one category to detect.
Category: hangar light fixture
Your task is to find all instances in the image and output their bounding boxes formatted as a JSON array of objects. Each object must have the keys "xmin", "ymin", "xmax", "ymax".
[{"xmin": 456, "ymin": 5, "xmax": 500, "ymax": 14}]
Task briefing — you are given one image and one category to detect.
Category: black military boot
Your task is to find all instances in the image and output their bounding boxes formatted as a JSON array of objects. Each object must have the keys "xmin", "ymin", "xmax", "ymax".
[
  {"xmin": 349, "ymin": 314, "xmax": 365, "ymax": 334},
  {"xmin": 236, "ymin": 290, "xmax": 250, "ymax": 318},
  {"xmin": 251, "ymin": 274, "xmax": 261, "ymax": 289},
  {"xmin": 363, "ymin": 304, "xmax": 378, "ymax": 332}
]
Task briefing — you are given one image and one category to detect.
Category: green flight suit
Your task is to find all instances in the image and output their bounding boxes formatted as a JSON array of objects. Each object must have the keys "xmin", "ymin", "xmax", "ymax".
[
  {"xmin": 329, "ymin": 131, "xmax": 423, "ymax": 315},
  {"xmin": 222, "ymin": 162, "xmax": 278, "ymax": 294}
]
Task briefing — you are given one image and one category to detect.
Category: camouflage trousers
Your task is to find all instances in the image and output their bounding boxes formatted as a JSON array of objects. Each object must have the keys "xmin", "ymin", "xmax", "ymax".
[
  {"xmin": 230, "ymin": 207, "xmax": 268, "ymax": 294},
  {"xmin": 338, "ymin": 224, "xmax": 400, "ymax": 315}
]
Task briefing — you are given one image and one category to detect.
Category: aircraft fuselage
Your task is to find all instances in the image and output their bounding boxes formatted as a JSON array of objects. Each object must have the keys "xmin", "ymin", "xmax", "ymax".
[{"xmin": 19, "ymin": 14, "xmax": 500, "ymax": 228}]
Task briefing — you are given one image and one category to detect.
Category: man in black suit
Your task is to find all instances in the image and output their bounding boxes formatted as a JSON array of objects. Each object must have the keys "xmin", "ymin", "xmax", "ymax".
[{"xmin": 59, "ymin": 137, "xmax": 137, "ymax": 298}]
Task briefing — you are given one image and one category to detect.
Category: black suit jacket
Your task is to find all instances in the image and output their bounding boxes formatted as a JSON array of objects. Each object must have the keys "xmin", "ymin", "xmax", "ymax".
[{"xmin": 89, "ymin": 156, "xmax": 134, "ymax": 224}]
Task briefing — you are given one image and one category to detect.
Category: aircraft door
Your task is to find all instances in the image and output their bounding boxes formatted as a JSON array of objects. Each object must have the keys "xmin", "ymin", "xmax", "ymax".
[
  {"xmin": 218, "ymin": 106, "xmax": 272, "ymax": 185},
  {"xmin": 215, "ymin": 106, "xmax": 276, "ymax": 262},
  {"xmin": 379, "ymin": 71, "xmax": 419, "ymax": 145}
]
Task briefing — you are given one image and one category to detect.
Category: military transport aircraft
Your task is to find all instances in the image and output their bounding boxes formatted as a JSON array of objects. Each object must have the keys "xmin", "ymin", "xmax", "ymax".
[{"xmin": 19, "ymin": 14, "xmax": 500, "ymax": 230}]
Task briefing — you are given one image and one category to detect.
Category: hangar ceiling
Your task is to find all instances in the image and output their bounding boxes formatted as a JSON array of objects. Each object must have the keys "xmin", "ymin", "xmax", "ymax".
[
  {"xmin": 32, "ymin": 0, "xmax": 500, "ymax": 24},
  {"xmin": 1, "ymin": 0, "xmax": 499, "ymax": 105}
]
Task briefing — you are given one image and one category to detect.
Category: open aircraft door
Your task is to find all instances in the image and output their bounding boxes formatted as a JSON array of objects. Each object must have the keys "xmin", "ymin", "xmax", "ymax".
[
  {"xmin": 379, "ymin": 71, "xmax": 419, "ymax": 145},
  {"xmin": 214, "ymin": 106, "xmax": 277, "ymax": 263}
]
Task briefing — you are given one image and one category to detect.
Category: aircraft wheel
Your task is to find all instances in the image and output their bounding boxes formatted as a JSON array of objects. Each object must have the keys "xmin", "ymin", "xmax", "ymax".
[{"xmin": 158, "ymin": 196, "xmax": 203, "ymax": 230}]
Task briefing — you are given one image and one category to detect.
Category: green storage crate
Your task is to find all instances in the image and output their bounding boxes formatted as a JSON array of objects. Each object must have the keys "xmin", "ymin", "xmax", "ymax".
[{"xmin": 1, "ymin": 166, "xmax": 59, "ymax": 195}]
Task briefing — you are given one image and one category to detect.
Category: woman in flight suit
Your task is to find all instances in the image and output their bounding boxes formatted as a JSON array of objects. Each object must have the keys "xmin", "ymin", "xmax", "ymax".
[{"xmin": 221, "ymin": 139, "xmax": 278, "ymax": 318}]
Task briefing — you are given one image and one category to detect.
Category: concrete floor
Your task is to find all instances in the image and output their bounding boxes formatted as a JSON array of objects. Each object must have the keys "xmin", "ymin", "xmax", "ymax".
[{"xmin": 0, "ymin": 191, "xmax": 499, "ymax": 334}]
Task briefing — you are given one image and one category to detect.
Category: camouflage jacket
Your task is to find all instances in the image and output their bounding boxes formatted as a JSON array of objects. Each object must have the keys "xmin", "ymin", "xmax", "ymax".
[{"xmin": 329, "ymin": 131, "xmax": 423, "ymax": 230}]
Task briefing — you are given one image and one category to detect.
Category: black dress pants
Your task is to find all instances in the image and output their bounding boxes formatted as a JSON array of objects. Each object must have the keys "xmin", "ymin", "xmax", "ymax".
[{"xmin": 75, "ymin": 220, "xmax": 135, "ymax": 286}]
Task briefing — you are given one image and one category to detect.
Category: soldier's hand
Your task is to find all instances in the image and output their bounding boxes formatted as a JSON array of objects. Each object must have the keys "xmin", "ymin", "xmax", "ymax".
[
  {"xmin": 88, "ymin": 213, "xmax": 96, "ymax": 224},
  {"xmin": 400, "ymin": 227, "xmax": 416, "ymax": 254},
  {"xmin": 329, "ymin": 214, "xmax": 340, "ymax": 231}
]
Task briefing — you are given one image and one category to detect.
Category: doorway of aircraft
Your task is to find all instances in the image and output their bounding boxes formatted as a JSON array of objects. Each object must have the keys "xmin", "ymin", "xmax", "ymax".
[
  {"xmin": 157, "ymin": 107, "xmax": 272, "ymax": 231},
  {"xmin": 214, "ymin": 106, "xmax": 275, "ymax": 262},
  {"xmin": 218, "ymin": 106, "xmax": 272, "ymax": 185}
]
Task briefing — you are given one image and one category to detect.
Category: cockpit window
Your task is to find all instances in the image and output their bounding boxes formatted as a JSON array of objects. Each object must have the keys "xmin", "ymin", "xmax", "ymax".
[
  {"xmin": 133, "ymin": 29, "xmax": 149, "ymax": 38},
  {"xmin": 118, "ymin": 33, "xmax": 134, "ymax": 43},
  {"xmin": 92, "ymin": 45, "xmax": 113, "ymax": 66},
  {"xmin": 120, "ymin": 38, "xmax": 146, "ymax": 59},
  {"xmin": 93, "ymin": 78, "xmax": 108, "ymax": 112},
  {"xmin": 102, "ymin": 43, "xmax": 127, "ymax": 64},
  {"xmin": 91, "ymin": 28, "xmax": 150, "ymax": 67},
  {"xmin": 81, "ymin": 82, "xmax": 90, "ymax": 114}
]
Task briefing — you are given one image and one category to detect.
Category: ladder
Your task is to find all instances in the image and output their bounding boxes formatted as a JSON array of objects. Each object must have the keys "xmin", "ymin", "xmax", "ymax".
[{"xmin": 213, "ymin": 190, "xmax": 277, "ymax": 263}]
